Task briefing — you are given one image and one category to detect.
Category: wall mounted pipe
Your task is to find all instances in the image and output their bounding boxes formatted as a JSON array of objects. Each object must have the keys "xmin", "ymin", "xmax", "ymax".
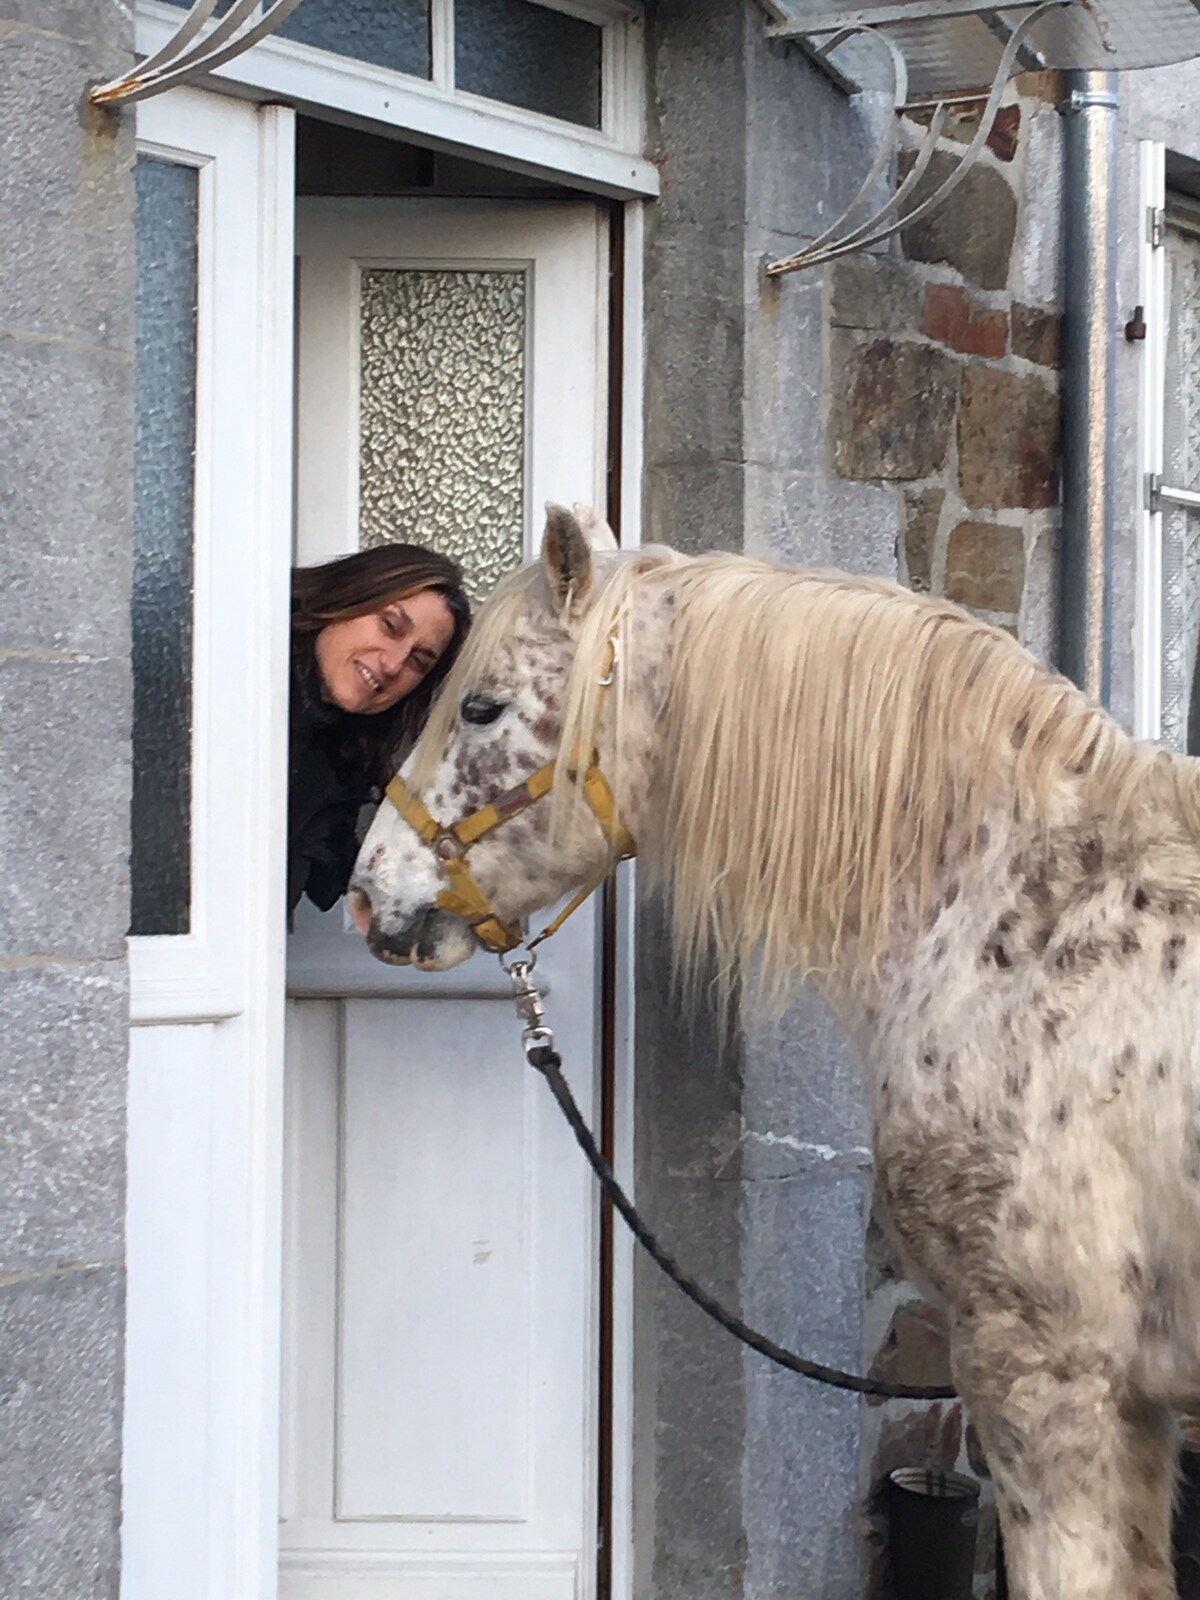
[{"xmin": 1058, "ymin": 68, "xmax": 1118, "ymax": 705}]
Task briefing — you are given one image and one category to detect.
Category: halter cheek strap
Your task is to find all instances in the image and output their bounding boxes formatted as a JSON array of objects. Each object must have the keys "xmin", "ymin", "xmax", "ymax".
[{"xmin": 383, "ymin": 738, "xmax": 635, "ymax": 956}]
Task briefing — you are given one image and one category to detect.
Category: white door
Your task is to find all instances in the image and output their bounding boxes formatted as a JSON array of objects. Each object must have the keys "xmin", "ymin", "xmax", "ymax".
[
  {"xmin": 281, "ymin": 200, "xmax": 608, "ymax": 1600},
  {"xmin": 124, "ymin": 89, "xmax": 294, "ymax": 1600}
]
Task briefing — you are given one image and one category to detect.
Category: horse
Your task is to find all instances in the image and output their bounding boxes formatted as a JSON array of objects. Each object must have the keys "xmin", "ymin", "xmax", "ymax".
[{"xmin": 347, "ymin": 502, "xmax": 1200, "ymax": 1600}]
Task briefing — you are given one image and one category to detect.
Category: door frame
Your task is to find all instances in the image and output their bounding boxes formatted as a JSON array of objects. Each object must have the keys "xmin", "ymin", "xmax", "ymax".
[
  {"xmin": 125, "ymin": 88, "xmax": 295, "ymax": 1600},
  {"xmin": 128, "ymin": 80, "xmax": 646, "ymax": 1600}
]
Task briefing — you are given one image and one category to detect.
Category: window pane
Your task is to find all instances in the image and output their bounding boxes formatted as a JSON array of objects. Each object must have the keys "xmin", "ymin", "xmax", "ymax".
[
  {"xmin": 1161, "ymin": 213, "xmax": 1200, "ymax": 754},
  {"xmin": 271, "ymin": 0, "xmax": 431, "ymax": 78},
  {"xmin": 358, "ymin": 268, "xmax": 526, "ymax": 604},
  {"xmin": 455, "ymin": 0, "xmax": 602, "ymax": 129},
  {"xmin": 132, "ymin": 156, "xmax": 198, "ymax": 936}
]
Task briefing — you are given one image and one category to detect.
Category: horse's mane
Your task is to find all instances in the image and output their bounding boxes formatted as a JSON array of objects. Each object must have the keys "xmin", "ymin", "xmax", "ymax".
[{"xmin": 414, "ymin": 546, "xmax": 1184, "ymax": 1005}]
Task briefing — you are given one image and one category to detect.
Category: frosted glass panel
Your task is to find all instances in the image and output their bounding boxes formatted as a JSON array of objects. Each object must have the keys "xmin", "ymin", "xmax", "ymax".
[
  {"xmin": 132, "ymin": 156, "xmax": 198, "ymax": 937},
  {"xmin": 358, "ymin": 268, "xmax": 526, "ymax": 603},
  {"xmin": 455, "ymin": 0, "xmax": 602, "ymax": 128},
  {"xmin": 1161, "ymin": 216, "xmax": 1200, "ymax": 754},
  {"xmin": 271, "ymin": 0, "xmax": 431, "ymax": 78}
]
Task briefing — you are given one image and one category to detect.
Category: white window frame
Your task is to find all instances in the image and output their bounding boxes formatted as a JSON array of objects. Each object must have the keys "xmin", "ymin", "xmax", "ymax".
[
  {"xmin": 129, "ymin": 92, "xmax": 294, "ymax": 1024},
  {"xmin": 136, "ymin": 0, "xmax": 658, "ymax": 200},
  {"xmin": 1135, "ymin": 140, "xmax": 1167, "ymax": 741}
]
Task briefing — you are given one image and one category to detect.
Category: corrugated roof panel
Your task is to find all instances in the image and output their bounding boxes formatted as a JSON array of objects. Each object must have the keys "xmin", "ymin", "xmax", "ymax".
[{"xmin": 768, "ymin": 0, "xmax": 1200, "ymax": 94}]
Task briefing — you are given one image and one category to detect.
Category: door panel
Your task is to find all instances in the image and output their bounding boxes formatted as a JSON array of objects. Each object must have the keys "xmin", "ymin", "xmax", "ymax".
[{"xmin": 282, "ymin": 198, "xmax": 606, "ymax": 1600}]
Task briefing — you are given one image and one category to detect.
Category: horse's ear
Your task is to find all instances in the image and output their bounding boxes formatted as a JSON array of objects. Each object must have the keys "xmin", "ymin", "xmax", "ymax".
[
  {"xmin": 572, "ymin": 502, "xmax": 618, "ymax": 552},
  {"xmin": 542, "ymin": 502, "xmax": 595, "ymax": 613}
]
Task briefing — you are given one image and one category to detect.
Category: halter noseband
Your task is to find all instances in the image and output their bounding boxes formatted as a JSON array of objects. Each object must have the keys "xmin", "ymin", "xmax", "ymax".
[{"xmin": 382, "ymin": 645, "xmax": 635, "ymax": 954}]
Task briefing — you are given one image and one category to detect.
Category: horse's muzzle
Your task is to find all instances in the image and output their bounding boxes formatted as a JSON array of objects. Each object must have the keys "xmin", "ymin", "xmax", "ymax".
[{"xmin": 353, "ymin": 890, "xmax": 476, "ymax": 971}]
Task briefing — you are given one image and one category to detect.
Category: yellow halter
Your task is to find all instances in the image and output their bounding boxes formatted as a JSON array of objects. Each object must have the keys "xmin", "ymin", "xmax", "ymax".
[{"xmin": 382, "ymin": 646, "xmax": 635, "ymax": 954}]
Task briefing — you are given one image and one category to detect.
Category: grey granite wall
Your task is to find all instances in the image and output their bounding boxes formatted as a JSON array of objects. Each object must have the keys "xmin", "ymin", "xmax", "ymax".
[
  {"xmin": 0, "ymin": 4, "xmax": 134, "ymax": 1596},
  {"xmin": 636, "ymin": 7, "xmax": 895, "ymax": 1596}
]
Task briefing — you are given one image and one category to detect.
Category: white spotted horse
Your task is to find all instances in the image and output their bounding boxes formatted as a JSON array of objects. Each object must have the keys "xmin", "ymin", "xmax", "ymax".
[{"xmin": 349, "ymin": 503, "xmax": 1200, "ymax": 1600}]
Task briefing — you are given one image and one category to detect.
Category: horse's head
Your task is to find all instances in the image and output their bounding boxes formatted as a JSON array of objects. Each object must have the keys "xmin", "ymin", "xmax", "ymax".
[{"xmin": 348, "ymin": 503, "xmax": 651, "ymax": 971}]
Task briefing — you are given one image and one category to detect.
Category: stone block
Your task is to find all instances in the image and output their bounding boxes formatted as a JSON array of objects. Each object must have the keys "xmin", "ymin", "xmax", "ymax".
[
  {"xmin": 866, "ymin": 1299, "xmax": 953, "ymax": 1404},
  {"xmin": 900, "ymin": 152, "xmax": 1017, "ymax": 290},
  {"xmin": 1013, "ymin": 101, "xmax": 1063, "ymax": 305},
  {"xmin": 2, "ymin": 3, "xmax": 132, "ymax": 45},
  {"xmin": 900, "ymin": 486, "xmax": 944, "ymax": 592},
  {"xmin": 0, "ymin": 657, "xmax": 131, "ymax": 958},
  {"xmin": 1021, "ymin": 516, "xmax": 1059, "ymax": 666},
  {"xmin": 744, "ymin": 240, "xmax": 824, "ymax": 468},
  {"xmin": 958, "ymin": 367, "xmax": 1059, "ymax": 510},
  {"xmin": 0, "ymin": 26, "xmax": 135, "ymax": 352},
  {"xmin": 644, "ymin": 459, "xmax": 745, "ymax": 556},
  {"xmin": 1013, "ymin": 69, "xmax": 1064, "ymax": 104},
  {"xmin": 0, "ymin": 335, "xmax": 132, "ymax": 659},
  {"xmin": 747, "ymin": 468, "xmax": 900, "ymax": 576},
  {"xmin": 742, "ymin": 1171, "xmax": 869, "ymax": 1599},
  {"xmin": 921, "ymin": 282, "xmax": 1008, "ymax": 359},
  {"xmin": 831, "ymin": 335, "xmax": 959, "ymax": 481},
  {"xmin": 741, "ymin": 986, "xmax": 870, "ymax": 1170},
  {"xmin": 944, "ymin": 520, "xmax": 1026, "ymax": 611},
  {"xmin": 0, "ymin": 1266, "xmax": 124, "ymax": 1600},
  {"xmin": 0, "ymin": 962, "xmax": 126, "ymax": 1275},
  {"xmin": 828, "ymin": 255, "xmax": 923, "ymax": 333},
  {"xmin": 1012, "ymin": 301, "xmax": 1062, "ymax": 367}
]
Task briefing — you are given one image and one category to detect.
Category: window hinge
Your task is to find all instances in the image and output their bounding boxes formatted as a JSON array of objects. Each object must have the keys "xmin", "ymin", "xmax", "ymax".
[
  {"xmin": 1147, "ymin": 472, "xmax": 1162, "ymax": 513},
  {"xmin": 1148, "ymin": 205, "xmax": 1165, "ymax": 249}
]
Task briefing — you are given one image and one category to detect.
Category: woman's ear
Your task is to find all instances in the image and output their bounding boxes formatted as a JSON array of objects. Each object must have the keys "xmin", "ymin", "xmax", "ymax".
[{"xmin": 541, "ymin": 502, "xmax": 595, "ymax": 614}]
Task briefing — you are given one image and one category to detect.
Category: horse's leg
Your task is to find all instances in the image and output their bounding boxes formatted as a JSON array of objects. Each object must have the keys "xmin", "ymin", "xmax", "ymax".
[{"xmin": 956, "ymin": 1330, "xmax": 1176, "ymax": 1600}]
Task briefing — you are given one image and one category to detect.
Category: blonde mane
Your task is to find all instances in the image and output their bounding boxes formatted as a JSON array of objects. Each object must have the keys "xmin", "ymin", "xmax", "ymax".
[{"xmin": 414, "ymin": 548, "xmax": 1184, "ymax": 1005}]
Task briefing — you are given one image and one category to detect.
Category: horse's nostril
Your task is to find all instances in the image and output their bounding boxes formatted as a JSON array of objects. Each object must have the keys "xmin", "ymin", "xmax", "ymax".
[{"xmin": 347, "ymin": 888, "xmax": 372, "ymax": 936}]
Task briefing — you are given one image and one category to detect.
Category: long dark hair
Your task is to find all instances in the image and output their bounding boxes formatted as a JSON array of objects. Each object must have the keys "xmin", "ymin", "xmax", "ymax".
[{"xmin": 292, "ymin": 544, "xmax": 471, "ymax": 788}]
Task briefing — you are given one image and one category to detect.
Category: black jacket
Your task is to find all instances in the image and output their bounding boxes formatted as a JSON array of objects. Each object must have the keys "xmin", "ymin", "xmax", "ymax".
[{"xmin": 287, "ymin": 643, "xmax": 377, "ymax": 915}]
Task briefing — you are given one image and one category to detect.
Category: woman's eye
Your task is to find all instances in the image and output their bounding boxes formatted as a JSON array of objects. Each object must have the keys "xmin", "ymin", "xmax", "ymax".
[{"xmin": 460, "ymin": 694, "xmax": 506, "ymax": 726}]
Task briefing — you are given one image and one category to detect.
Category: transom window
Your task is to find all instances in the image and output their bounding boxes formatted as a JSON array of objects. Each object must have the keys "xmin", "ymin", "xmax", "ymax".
[{"xmin": 158, "ymin": 0, "xmax": 619, "ymax": 133}]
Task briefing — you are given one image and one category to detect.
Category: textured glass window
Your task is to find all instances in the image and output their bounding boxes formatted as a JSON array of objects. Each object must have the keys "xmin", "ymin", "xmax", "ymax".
[
  {"xmin": 132, "ymin": 157, "xmax": 198, "ymax": 937},
  {"xmin": 455, "ymin": 0, "xmax": 602, "ymax": 128},
  {"xmin": 271, "ymin": 0, "xmax": 431, "ymax": 77},
  {"xmin": 1161, "ymin": 213, "xmax": 1200, "ymax": 754},
  {"xmin": 358, "ymin": 269, "xmax": 526, "ymax": 604}
]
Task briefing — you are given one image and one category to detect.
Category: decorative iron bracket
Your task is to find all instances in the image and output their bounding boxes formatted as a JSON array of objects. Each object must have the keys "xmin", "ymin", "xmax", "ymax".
[
  {"xmin": 763, "ymin": 0, "xmax": 1089, "ymax": 276},
  {"xmin": 90, "ymin": 0, "xmax": 308, "ymax": 106}
]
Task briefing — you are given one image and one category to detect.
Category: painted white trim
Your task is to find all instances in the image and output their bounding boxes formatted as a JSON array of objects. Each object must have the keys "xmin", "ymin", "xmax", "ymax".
[
  {"xmin": 136, "ymin": 1, "xmax": 657, "ymax": 199},
  {"xmin": 1134, "ymin": 140, "xmax": 1166, "ymax": 741},
  {"xmin": 124, "ymin": 89, "xmax": 295, "ymax": 1600},
  {"xmin": 608, "ymin": 196, "xmax": 645, "ymax": 1600}
]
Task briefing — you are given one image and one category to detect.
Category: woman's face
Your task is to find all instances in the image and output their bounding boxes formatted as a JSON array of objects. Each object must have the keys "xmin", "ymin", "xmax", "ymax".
[{"xmin": 314, "ymin": 587, "xmax": 456, "ymax": 715}]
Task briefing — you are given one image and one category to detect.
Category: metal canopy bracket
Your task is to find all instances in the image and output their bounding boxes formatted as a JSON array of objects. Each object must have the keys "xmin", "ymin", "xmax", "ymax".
[
  {"xmin": 760, "ymin": 0, "xmax": 1200, "ymax": 276},
  {"xmin": 90, "ymin": 0, "xmax": 309, "ymax": 106}
]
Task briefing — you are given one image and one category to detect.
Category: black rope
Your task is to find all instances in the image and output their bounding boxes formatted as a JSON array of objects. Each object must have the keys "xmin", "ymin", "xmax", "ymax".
[{"xmin": 527, "ymin": 1042, "xmax": 957, "ymax": 1402}]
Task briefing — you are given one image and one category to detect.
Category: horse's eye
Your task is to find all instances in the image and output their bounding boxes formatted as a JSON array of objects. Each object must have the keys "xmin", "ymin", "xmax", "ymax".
[{"xmin": 460, "ymin": 694, "xmax": 506, "ymax": 726}]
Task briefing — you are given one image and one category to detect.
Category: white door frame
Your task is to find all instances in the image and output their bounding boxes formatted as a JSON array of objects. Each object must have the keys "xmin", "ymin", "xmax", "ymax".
[
  {"xmin": 127, "ymin": 79, "xmax": 647, "ymax": 1600},
  {"xmin": 124, "ymin": 88, "xmax": 294, "ymax": 1600}
]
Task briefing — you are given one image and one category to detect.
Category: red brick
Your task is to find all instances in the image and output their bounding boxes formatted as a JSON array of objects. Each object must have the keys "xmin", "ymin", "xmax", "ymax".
[
  {"xmin": 987, "ymin": 103, "xmax": 1021, "ymax": 162},
  {"xmin": 922, "ymin": 282, "xmax": 1008, "ymax": 359}
]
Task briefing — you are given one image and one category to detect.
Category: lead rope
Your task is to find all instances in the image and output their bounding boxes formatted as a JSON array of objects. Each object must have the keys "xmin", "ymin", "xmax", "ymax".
[{"xmin": 504, "ymin": 954, "xmax": 957, "ymax": 1403}]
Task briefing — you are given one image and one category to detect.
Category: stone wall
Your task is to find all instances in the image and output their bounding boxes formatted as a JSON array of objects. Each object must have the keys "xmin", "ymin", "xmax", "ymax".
[
  {"xmin": 828, "ymin": 75, "xmax": 1065, "ymax": 670},
  {"xmin": 824, "ymin": 74, "xmax": 1067, "ymax": 1600},
  {"xmin": 638, "ymin": 7, "xmax": 901, "ymax": 1597},
  {"xmin": 0, "ymin": 5, "xmax": 134, "ymax": 1596}
]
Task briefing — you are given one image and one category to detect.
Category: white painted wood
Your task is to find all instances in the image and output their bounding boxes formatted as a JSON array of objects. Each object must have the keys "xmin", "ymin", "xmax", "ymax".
[
  {"xmin": 136, "ymin": 0, "xmax": 657, "ymax": 199},
  {"xmin": 124, "ymin": 90, "xmax": 294, "ymax": 1600},
  {"xmin": 283, "ymin": 199, "xmax": 609, "ymax": 1600},
  {"xmin": 1135, "ymin": 140, "xmax": 1166, "ymax": 741}
]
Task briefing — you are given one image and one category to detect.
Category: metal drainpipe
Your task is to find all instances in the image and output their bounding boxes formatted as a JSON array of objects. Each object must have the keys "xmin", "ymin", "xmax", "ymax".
[{"xmin": 1058, "ymin": 69, "xmax": 1119, "ymax": 706}]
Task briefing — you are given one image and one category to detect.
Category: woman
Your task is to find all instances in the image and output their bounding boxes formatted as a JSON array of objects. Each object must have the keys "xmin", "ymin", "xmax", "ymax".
[{"xmin": 288, "ymin": 544, "xmax": 470, "ymax": 915}]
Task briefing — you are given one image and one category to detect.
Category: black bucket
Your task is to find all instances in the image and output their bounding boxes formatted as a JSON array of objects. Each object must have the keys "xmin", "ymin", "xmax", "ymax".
[{"xmin": 887, "ymin": 1467, "xmax": 981, "ymax": 1600}]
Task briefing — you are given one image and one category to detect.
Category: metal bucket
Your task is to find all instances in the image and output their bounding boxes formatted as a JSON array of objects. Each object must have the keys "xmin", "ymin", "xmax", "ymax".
[{"xmin": 887, "ymin": 1467, "xmax": 981, "ymax": 1600}]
